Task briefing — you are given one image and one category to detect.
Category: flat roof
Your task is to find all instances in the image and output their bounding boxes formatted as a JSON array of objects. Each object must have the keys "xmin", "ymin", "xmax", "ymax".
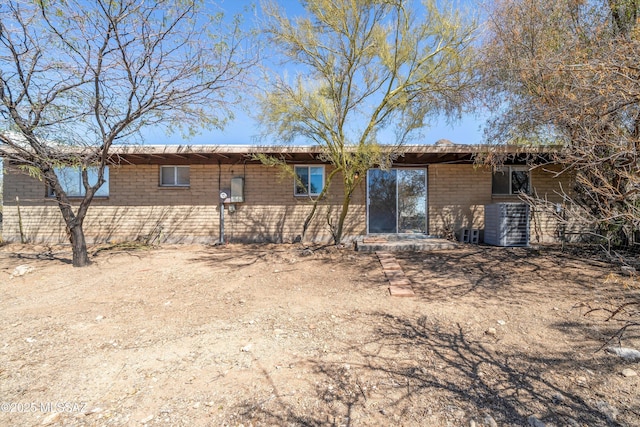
[
  {"xmin": 1, "ymin": 141, "xmax": 556, "ymax": 165},
  {"xmin": 109, "ymin": 143, "xmax": 554, "ymax": 165},
  {"xmin": 111, "ymin": 143, "xmax": 553, "ymax": 155}
]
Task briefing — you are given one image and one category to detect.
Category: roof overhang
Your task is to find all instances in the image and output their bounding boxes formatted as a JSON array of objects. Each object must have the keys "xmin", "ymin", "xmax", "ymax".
[{"xmin": 109, "ymin": 143, "xmax": 556, "ymax": 166}]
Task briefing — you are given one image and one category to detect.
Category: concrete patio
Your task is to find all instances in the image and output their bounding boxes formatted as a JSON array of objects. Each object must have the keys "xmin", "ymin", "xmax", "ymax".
[{"xmin": 355, "ymin": 234, "xmax": 458, "ymax": 252}]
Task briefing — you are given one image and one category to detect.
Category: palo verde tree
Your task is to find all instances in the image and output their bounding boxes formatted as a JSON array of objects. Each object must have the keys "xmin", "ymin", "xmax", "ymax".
[
  {"xmin": 481, "ymin": 0, "xmax": 640, "ymax": 250},
  {"xmin": 0, "ymin": 0, "xmax": 253, "ymax": 266},
  {"xmin": 257, "ymin": 0, "xmax": 478, "ymax": 244}
]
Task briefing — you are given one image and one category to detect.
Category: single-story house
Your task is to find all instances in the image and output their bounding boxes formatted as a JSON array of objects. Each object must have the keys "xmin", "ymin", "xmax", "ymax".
[{"xmin": 1, "ymin": 143, "xmax": 570, "ymax": 245}]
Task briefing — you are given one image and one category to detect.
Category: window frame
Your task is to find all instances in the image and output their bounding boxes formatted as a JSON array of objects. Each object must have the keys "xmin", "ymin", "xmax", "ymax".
[
  {"xmin": 492, "ymin": 165, "xmax": 531, "ymax": 196},
  {"xmin": 47, "ymin": 166, "xmax": 109, "ymax": 198},
  {"xmin": 293, "ymin": 165, "xmax": 325, "ymax": 197},
  {"xmin": 159, "ymin": 165, "xmax": 190, "ymax": 187}
]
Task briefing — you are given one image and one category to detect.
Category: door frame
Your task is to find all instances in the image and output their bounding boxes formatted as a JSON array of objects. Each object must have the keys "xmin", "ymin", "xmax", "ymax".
[{"xmin": 366, "ymin": 167, "xmax": 428, "ymax": 234}]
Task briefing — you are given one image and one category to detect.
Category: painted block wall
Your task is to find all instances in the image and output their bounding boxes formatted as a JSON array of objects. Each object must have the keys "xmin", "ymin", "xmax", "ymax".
[{"xmin": 2, "ymin": 162, "xmax": 571, "ymax": 244}]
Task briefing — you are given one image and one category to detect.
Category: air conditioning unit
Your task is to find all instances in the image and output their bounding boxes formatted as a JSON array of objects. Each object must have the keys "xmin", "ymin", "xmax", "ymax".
[{"xmin": 484, "ymin": 203, "xmax": 530, "ymax": 247}]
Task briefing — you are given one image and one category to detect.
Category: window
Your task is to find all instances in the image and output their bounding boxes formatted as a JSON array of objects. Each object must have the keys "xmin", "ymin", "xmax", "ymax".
[
  {"xmin": 160, "ymin": 166, "xmax": 190, "ymax": 187},
  {"xmin": 492, "ymin": 166, "xmax": 530, "ymax": 195},
  {"xmin": 48, "ymin": 166, "xmax": 109, "ymax": 197},
  {"xmin": 294, "ymin": 165, "xmax": 324, "ymax": 196}
]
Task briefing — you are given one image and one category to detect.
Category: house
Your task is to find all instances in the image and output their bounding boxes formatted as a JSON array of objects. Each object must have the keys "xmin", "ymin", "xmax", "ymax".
[{"xmin": 1, "ymin": 143, "xmax": 569, "ymax": 245}]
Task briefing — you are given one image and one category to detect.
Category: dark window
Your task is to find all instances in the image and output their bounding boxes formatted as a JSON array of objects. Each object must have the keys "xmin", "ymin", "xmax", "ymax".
[{"xmin": 492, "ymin": 166, "xmax": 530, "ymax": 195}]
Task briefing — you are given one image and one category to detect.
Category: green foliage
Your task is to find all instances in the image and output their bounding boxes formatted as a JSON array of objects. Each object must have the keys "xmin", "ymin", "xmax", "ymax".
[
  {"xmin": 258, "ymin": 0, "xmax": 478, "ymax": 243},
  {"xmin": 251, "ymin": 153, "xmax": 302, "ymax": 186},
  {"xmin": 17, "ymin": 165, "xmax": 44, "ymax": 182}
]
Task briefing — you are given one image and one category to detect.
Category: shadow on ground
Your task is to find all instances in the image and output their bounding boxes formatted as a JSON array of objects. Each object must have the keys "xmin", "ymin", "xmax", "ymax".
[
  {"xmin": 398, "ymin": 246, "xmax": 613, "ymax": 303},
  {"xmin": 232, "ymin": 312, "xmax": 633, "ymax": 426}
]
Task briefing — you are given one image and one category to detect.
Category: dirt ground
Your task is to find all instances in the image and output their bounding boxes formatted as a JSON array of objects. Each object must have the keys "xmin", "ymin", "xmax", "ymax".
[{"xmin": 0, "ymin": 242, "xmax": 638, "ymax": 427}]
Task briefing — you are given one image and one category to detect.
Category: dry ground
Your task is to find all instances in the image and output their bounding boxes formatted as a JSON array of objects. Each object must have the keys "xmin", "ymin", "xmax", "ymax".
[{"xmin": 0, "ymin": 243, "xmax": 638, "ymax": 427}]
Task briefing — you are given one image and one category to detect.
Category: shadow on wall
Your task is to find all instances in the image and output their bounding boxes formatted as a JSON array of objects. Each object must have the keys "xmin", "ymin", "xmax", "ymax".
[
  {"xmin": 432, "ymin": 202, "xmax": 572, "ymax": 245},
  {"xmin": 6, "ymin": 205, "xmax": 217, "ymax": 244},
  {"xmin": 86, "ymin": 206, "xmax": 216, "ymax": 244},
  {"xmin": 227, "ymin": 312, "xmax": 624, "ymax": 426},
  {"xmin": 4, "ymin": 202, "xmax": 366, "ymax": 245},
  {"xmin": 224, "ymin": 204, "xmax": 293, "ymax": 243},
  {"xmin": 431, "ymin": 205, "xmax": 484, "ymax": 241},
  {"xmin": 528, "ymin": 201, "xmax": 590, "ymax": 244},
  {"xmin": 223, "ymin": 203, "xmax": 364, "ymax": 244},
  {"xmin": 4, "ymin": 206, "xmax": 67, "ymax": 243}
]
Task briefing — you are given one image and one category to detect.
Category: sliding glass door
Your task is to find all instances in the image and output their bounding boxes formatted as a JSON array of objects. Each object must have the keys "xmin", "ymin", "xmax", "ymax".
[{"xmin": 367, "ymin": 169, "xmax": 427, "ymax": 234}]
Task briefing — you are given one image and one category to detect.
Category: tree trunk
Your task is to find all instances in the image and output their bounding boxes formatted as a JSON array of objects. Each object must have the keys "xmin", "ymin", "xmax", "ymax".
[
  {"xmin": 302, "ymin": 202, "xmax": 319, "ymax": 241},
  {"xmin": 68, "ymin": 223, "xmax": 90, "ymax": 267},
  {"xmin": 333, "ymin": 192, "xmax": 352, "ymax": 245}
]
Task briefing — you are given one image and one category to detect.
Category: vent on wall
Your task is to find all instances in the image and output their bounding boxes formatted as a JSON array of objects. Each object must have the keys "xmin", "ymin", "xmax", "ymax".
[{"xmin": 484, "ymin": 203, "xmax": 530, "ymax": 247}]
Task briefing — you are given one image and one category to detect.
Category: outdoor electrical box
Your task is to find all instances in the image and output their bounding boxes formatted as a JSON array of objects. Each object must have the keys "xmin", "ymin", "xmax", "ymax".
[{"xmin": 230, "ymin": 177, "xmax": 244, "ymax": 203}]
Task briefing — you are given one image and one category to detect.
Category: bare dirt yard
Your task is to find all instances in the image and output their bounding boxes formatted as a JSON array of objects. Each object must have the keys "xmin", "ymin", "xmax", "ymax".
[{"xmin": 0, "ymin": 243, "xmax": 638, "ymax": 427}]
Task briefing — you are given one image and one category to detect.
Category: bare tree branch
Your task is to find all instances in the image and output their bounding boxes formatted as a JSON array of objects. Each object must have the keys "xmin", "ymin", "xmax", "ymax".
[{"xmin": 0, "ymin": 0, "xmax": 256, "ymax": 266}]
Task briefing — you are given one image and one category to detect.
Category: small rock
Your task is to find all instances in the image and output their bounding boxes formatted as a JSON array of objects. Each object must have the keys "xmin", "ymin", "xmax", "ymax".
[
  {"xmin": 484, "ymin": 414, "xmax": 498, "ymax": 427},
  {"xmin": 453, "ymin": 409, "xmax": 466, "ymax": 420},
  {"xmin": 528, "ymin": 415, "xmax": 546, "ymax": 427},
  {"xmin": 301, "ymin": 248, "xmax": 314, "ymax": 257},
  {"xmin": 497, "ymin": 320, "xmax": 506, "ymax": 326},
  {"xmin": 606, "ymin": 346, "xmax": 640, "ymax": 361},
  {"xmin": 470, "ymin": 420, "xmax": 477, "ymax": 427},
  {"xmin": 596, "ymin": 400, "xmax": 619, "ymax": 421},
  {"xmin": 621, "ymin": 368, "xmax": 638, "ymax": 378},
  {"xmin": 576, "ymin": 376, "xmax": 587, "ymax": 386},
  {"xmin": 485, "ymin": 327, "xmax": 497, "ymax": 337},
  {"xmin": 10, "ymin": 264, "xmax": 35, "ymax": 278},
  {"xmin": 25, "ymin": 337, "xmax": 36, "ymax": 343},
  {"xmin": 95, "ymin": 315, "xmax": 105, "ymax": 321},
  {"xmin": 241, "ymin": 344, "xmax": 252, "ymax": 352},
  {"xmin": 192, "ymin": 402, "xmax": 200, "ymax": 409},
  {"xmin": 41, "ymin": 412, "xmax": 61, "ymax": 425},
  {"xmin": 140, "ymin": 414, "xmax": 154, "ymax": 423},
  {"xmin": 621, "ymin": 265, "xmax": 636, "ymax": 276},
  {"xmin": 552, "ymin": 392, "xmax": 565, "ymax": 404}
]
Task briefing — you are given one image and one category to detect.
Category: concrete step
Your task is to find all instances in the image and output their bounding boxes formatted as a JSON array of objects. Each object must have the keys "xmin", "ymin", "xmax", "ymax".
[{"xmin": 358, "ymin": 237, "xmax": 458, "ymax": 253}]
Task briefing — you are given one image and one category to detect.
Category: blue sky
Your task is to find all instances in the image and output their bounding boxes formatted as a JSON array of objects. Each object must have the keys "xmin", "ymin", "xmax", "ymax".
[{"xmin": 144, "ymin": 0, "xmax": 487, "ymax": 146}]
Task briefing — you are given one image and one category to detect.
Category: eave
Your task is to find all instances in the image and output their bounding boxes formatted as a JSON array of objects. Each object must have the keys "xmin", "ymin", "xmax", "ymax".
[{"xmin": 109, "ymin": 143, "xmax": 556, "ymax": 166}]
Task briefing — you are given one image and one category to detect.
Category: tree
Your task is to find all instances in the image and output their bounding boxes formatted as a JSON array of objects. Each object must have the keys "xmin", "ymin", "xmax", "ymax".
[
  {"xmin": 0, "ymin": 0, "xmax": 253, "ymax": 266},
  {"xmin": 481, "ymin": 0, "xmax": 640, "ymax": 250},
  {"xmin": 257, "ymin": 0, "xmax": 478, "ymax": 244}
]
